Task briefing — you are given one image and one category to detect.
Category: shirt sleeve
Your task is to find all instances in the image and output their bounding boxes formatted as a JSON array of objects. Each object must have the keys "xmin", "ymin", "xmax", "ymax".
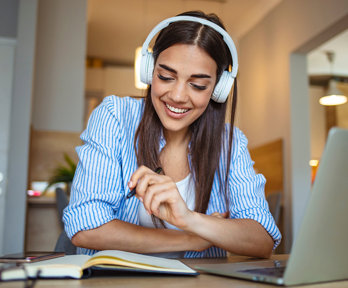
[
  {"xmin": 228, "ymin": 128, "xmax": 282, "ymax": 249},
  {"xmin": 63, "ymin": 98, "xmax": 125, "ymax": 239}
]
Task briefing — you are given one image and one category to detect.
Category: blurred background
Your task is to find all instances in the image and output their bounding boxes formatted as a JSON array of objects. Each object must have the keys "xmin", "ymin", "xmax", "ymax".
[{"xmin": 0, "ymin": 0, "xmax": 347, "ymax": 256}]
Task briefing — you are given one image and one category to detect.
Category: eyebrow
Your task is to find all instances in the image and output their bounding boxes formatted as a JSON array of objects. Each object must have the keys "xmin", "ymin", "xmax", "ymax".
[{"xmin": 158, "ymin": 64, "xmax": 211, "ymax": 79}]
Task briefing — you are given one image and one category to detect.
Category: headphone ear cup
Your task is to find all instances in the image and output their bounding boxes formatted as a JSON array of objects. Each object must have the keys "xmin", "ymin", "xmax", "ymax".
[
  {"xmin": 140, "ymin": 51, "xmax": 154, "ymax": 85},
  {"xmin": 212, "ymin": 71, "xmax": 234, "ymax": 103}
]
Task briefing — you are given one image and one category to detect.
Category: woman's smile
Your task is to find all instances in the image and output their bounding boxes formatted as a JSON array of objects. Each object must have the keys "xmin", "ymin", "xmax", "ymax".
[
  {"xmin": 164, "ymin": 101, "xmax": 191, "ymax": 120},
  {"xmin": 165, "ymin": 102, "xmax": 189, "ymax": 114}
]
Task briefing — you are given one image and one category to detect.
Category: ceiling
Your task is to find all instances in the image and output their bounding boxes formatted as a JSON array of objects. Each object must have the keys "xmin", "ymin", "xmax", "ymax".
[
  {"xmin": 308, "ymin": 29, "xmax": 348, "ymax": 77},
  {"xmin": 86, "ymin": 0, "xmax": 282, "ymax": 65},
  {"xmin": 86, "ymin": 0, "xmax": 348, "ymax": 79}
]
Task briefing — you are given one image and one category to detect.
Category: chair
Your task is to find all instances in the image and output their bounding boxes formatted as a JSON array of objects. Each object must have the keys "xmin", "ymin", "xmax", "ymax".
[
  {"xmin": 54, "ymin": 230, "xmax": 77, "ymax": 255},
  {"xmin": 55, "ymin": 187, "xmax": 69, "ymax": 229},
  {"xmin": 266, "ymin": 192, "xmax": 282, "ymax": 225},
  {"xmin": 54, "ymin": 187, "xmax": 77, "ymax": 254}
]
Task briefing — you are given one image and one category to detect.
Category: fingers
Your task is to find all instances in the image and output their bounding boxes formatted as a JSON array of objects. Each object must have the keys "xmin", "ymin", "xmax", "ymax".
[
  {"xmin": 211, "ymin": 212, "xmax": 222, "ymax": 218},
  {"xmin": 128, "ymin": 165, "xmax": 165, "ymax": 200},
  {"xmin": 137, "ymin": 173, "xmax": 166, "ymax": 199},
  {"xmin": 143, "ymin": 181, "xmax": 177, "ymax": 215},
  {"xmin": 128, "ymin": 165, "xmax": 153, "ymax": 190},
  {"xmin": 211, "ymin": 211, "xmax": 229, "ymax": 219},
  {"xmin": 128, "ymin": 165, "xmax": 190, "ymax": 228}
]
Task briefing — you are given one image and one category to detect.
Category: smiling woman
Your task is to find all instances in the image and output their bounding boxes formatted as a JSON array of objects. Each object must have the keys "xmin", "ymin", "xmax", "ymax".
[{"xmin": 63, "ymin": 10, "xmax": 281, "ymax": 259}]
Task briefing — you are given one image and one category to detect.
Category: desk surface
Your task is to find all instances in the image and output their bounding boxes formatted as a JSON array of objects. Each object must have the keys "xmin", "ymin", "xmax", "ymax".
[{"xmin": 1, "ymin": 254, "xmax": 348, "ymax": 288}]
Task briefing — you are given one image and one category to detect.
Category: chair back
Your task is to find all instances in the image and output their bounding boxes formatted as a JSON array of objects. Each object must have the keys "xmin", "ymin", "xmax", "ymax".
[
  {"xmin": 54, "ymin": 187, "xmax": 76, "ymax": 254},
  {"xmin": 266, "ymin": 192, "xmax": 282, "ymax": 225},
  {"xmin": 55, "ymin": 187, "xmax": 69, "ymax": 229},
  {"xmin": 54, "ymin": 230, "xmax": 77, "ymax": 255}
]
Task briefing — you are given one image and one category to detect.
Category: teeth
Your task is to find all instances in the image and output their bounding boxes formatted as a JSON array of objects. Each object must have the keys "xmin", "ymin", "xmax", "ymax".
[{"xmin": 166, "ymin": 103, "xmax": 189, "ymax": 114}]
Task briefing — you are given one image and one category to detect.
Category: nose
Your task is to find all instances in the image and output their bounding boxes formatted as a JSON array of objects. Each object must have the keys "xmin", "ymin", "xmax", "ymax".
[{"xmin": 168, "ymin": 81, "xmax": 189, "ymax": 103}]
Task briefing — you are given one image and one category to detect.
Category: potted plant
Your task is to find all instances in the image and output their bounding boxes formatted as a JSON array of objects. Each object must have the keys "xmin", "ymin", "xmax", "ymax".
[{"xmin": 43, "ymin": 153, "xmax": 77, "ymax": 196}]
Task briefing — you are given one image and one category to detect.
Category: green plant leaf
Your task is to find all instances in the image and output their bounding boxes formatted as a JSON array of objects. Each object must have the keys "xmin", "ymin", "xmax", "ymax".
[
  {"xmin": 42, "ymin": 153, "xmax": 77, "ymax": 195},
  {"xmin": 64, "ymin": 153, "xmax": 77, "ymax": 171}
]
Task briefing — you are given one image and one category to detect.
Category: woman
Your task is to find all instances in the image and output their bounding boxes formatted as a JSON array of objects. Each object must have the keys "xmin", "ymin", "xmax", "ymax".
[{"xmin": 63, "ymin": 11, "xmax": 281, "ymax": 258}]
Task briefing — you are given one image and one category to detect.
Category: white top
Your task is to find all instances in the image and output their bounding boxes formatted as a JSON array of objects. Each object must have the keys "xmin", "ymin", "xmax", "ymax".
[{"xmin": 138, "ymin": 173, "xmax": 195, "ymax": 258}]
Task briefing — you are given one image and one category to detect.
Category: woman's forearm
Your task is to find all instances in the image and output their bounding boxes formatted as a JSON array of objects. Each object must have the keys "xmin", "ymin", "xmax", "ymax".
[
  {"xmin": 71, "ymin": 214, "xmax": 273, "ymax": 258},
  {"xmin": 184, "ymin": 212, "xmax": 274, "ymax": 258},
  {"xmin": 71, "ymin": 219, "xmax": 211, "ymax": 253}
]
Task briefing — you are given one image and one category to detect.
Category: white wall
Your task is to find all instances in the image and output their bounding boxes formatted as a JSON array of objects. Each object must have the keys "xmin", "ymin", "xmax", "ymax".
[
  {"xmin": 289, "ymin": 53, "xmax": 311, "ymax": 247},
  {"xmin": 32, "ymin": 0, "xmax": 87, "ymax": 132},
  {"xmin": 309, "ymin": 86, "xmax": 326, "ymax": 160},
  {"xmin": 2, "ymin": 0, "xmax": 87, "ymax": 254},
  {"xmin": 0, "ymin": 0, "xmax": 19, "ymax": 255},
  {"xmin": 0, "ymin": 38, "xmax": 16, "ymax": 255},
  {"xmin": 3, "ymin": 0, "xmax": 38, "ymax": 254},
  {"xmin": 238, "ymin": 0, "xmax": 348, "ymax": 251}
]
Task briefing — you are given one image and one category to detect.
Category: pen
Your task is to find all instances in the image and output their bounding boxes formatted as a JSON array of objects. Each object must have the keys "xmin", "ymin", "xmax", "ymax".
[{"xmin": 126, "ymin": 167, "xmax": 163, "ymax": 199}]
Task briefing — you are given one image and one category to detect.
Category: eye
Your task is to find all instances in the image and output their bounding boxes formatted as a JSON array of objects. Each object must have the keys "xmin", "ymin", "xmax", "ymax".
[
  {"xmin": 190, "ymin": 83, "xmax": 207, "ymax": 91},
  {"xmin": 157, "ymin": 74, "xmax": 174, "ymax": 81}
]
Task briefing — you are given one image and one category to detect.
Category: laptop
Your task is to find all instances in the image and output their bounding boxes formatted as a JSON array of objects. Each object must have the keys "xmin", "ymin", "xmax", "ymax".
[{"xmin": 195, "ymin": 127, "xmax": 348, "ymax": 286}]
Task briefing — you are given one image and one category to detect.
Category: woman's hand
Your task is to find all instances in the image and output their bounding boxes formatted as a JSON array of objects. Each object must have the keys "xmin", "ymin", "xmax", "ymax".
[
  {"xmin": 186, "ymin": 211, "xmax": 229, "ymax": 252},
  {"xmin": 129, "ymin": 165, "xmax": 193, "ymax": 229},
  {"xmin": 210, "ymin": 211, "xmax": 229, "ymax": 219}
]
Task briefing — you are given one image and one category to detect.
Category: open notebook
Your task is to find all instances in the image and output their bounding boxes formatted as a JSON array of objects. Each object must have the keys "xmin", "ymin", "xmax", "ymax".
[
  {"xmin": 195, "ymin": 127, "xmax": 348, "ymax": 286},
  {"xmin": 0, "ymin": 250, "xmax": 198, "ymax": 281}
]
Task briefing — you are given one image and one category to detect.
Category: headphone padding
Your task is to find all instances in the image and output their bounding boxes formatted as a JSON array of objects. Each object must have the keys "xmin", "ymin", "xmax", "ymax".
[
  {"xmin": 212, "ymin": 72, "xmax": 234, "ymax": 103},
  {"xmin": 140, "ymin": 52, "xmax": 154, "ymax": 84}
]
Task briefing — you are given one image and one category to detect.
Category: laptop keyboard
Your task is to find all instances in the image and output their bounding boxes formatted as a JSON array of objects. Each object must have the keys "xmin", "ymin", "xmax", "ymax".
[{"xmin": 239, "ymin": 266, "xmax": 286, "ymax": 278}]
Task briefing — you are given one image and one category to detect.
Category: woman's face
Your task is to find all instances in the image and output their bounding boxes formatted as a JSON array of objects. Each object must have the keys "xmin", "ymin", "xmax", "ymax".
[{"xmin": 151, "ymin": 44, "xmax": 217, "ymax": 137}]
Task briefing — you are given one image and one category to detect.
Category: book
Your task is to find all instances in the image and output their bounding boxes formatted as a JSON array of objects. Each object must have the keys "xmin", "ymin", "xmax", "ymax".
[{"xmin": 0, "ymin": 250, "xmax": 198, "ymax": 281}]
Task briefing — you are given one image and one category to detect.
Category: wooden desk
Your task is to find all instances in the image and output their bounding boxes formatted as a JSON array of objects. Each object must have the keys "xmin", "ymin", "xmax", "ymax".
[{"xmin": 1, "ymin": 255, "xmax": 348, "ymax": 287}]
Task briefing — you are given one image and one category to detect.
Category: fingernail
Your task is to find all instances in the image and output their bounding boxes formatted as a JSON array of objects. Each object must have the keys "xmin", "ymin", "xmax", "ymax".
[
  {"xmin": 128, "ymin": 181, "xmax": 133, "ymax": 187},
  {"xmin": 139, "ymin": 197, "xmax": 143, "ymax": 203}
]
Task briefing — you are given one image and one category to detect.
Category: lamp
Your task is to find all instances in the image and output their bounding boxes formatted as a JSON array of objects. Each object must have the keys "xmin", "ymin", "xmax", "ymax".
[
  {"xmin": 319, "ymin": 79, "xmax": 347, "ymax": 106},
  {"xmin": 309, "ymin": 159, "xmax": 319, "ymax": 184},
  {"xmin": 134, "ymin": 46, "xmax": 148, "ymax": 90},
  {"xmin": 319, "ymin": 51, "xmax": 347, "ymax": 106}
]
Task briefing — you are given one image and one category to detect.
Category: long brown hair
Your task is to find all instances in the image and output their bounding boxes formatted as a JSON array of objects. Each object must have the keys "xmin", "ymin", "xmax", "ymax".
[{"xmin": 134, "ymin": 11, "xmax": 237, "ymax": 216}]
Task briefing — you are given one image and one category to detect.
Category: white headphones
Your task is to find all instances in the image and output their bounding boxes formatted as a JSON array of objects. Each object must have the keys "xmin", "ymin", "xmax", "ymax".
[{"xmin": 139, "ymin": 15, "xmax": 238, "ymax": 103}]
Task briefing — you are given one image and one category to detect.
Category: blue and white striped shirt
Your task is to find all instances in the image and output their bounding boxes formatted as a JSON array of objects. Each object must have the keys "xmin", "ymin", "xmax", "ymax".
[{"xmin": 63, "ymin": 95, "xmax": 281, "ymax": 257}]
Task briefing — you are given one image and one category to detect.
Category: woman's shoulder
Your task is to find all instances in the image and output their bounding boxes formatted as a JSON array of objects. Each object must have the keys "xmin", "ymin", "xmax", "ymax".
[
  {"xmin": 223, "ymin": 124, "xmax": 249, "ymax": 159},
  {"xmin": 100, "ymin": 95, "xmax": 144, "ymax": 125},
  {"xmin": 85, "ymin": 96, "xmax": 144, "ymax": 136},
  {"xmin": 223, "ymin": 124, "xmax": 248, "ymax": 144},
  {"xmin": 102, "ymin": 95, "xmax": 144, "ymax": 115}
]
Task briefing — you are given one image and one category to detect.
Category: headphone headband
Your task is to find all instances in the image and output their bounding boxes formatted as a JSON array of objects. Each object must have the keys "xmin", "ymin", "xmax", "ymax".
[{"xmin": 140, "ymin": 15, "xmax": 238, "ymax": 103}]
